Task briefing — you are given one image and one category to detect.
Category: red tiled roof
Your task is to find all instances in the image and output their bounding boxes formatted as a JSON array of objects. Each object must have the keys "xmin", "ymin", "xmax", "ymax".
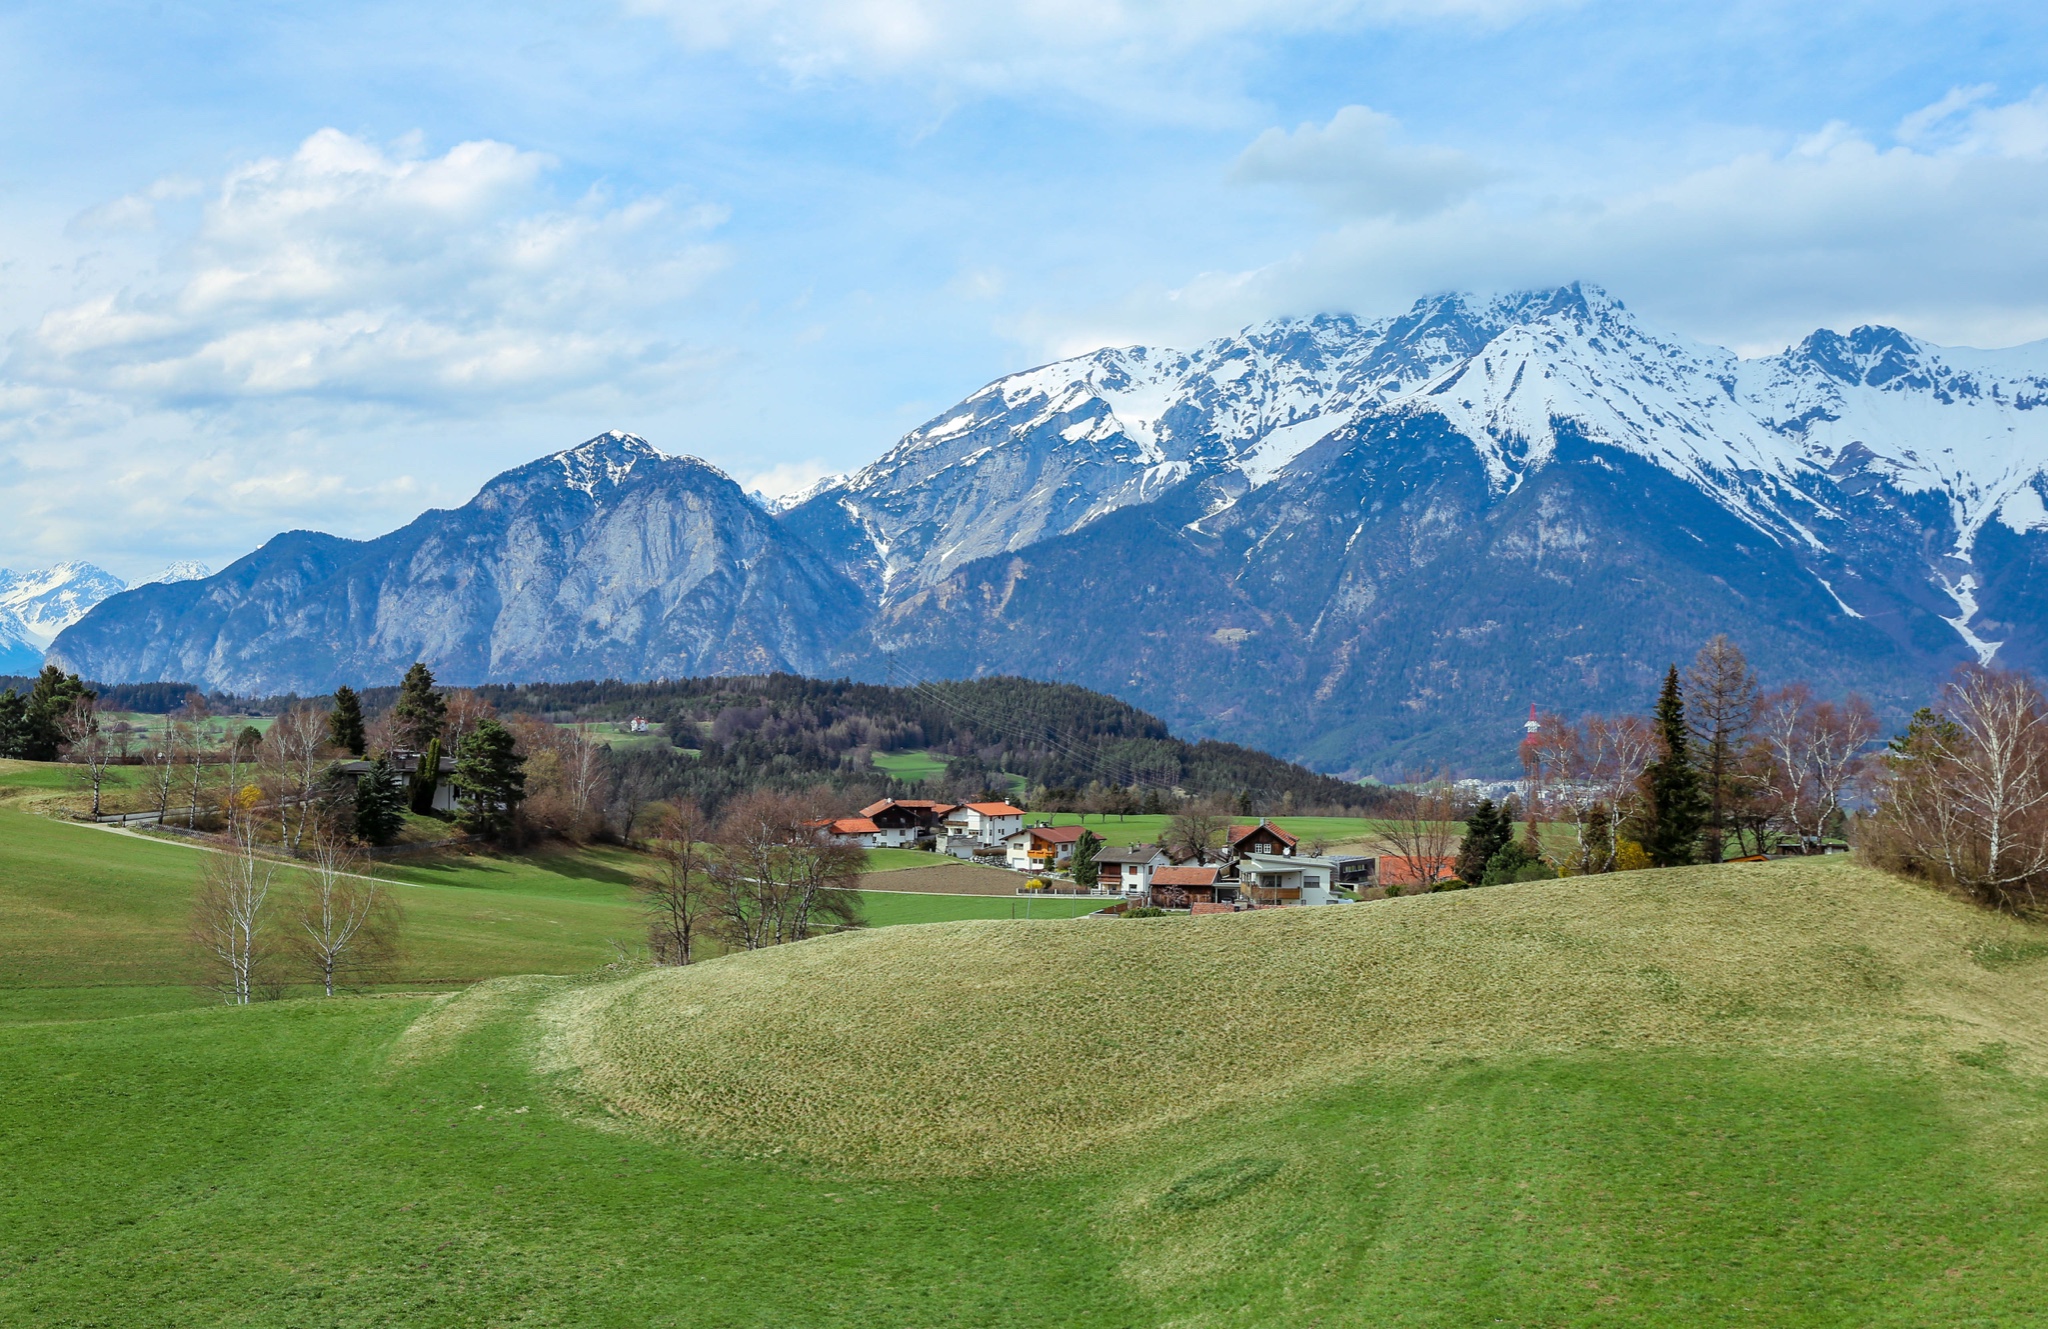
[
  {"xmin": 1229, "ymin": 820, "xmax": 1299, "ymax": 848},
  {"xmin": 1026, "ymin": 824, "xmax": 1088, "ymax": 843},
  {"xmin": 962, "ymin": 802, "xmax": 1024, "ymax": 816},
  {"xmin": 1379, "ymin": 854, "xmax": 1454, "ymax": 885},
  {"xmin": 828, "ymin": 817, "xmax": 880, "ymax": 835},
  {"xmin": 1152, "ymin": 866, "xmax": 1219, "ymax": 887}
]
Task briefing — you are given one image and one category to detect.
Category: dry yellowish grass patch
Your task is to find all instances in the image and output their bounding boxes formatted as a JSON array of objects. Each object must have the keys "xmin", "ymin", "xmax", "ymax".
[{"xmin": 531, "ymin": 858, "xmax": 2048, "ymax": 1175}]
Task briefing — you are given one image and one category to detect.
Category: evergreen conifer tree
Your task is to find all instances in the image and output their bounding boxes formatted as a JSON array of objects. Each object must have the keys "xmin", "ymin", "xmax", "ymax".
[
  {"xmin": 1640, "ymin": 665, "xmax": 1708, "ymax": 867},
  {"xmin": 328, "ymin": 685, "xmax": 367, "ymax": 757},
  {"xmin": 0, "ymin": 689, "xmax": 26, "ymax": 760},
  {"xmin": 391, "ymin": 663, "xmax": 446, "ymax": 752},
  {"xmin": 21, "ymin": 666, "xmax": 90, "ymax": 762},
  {"xmin": 1071, "ymin": 829, "xmax": 1102, "ymax": 890},
  {"xmin": 451, "ymin": 719, "xmax": 525, "ymax": 840},
  {"xmin": 1454, "ymin": 797, "xmax": 1514, "ymax": 885},
  {"xmin": 410, "ymin": 735, "xmax": 444, "ymax": 815},
  {"xmin": 354, "ymin": 756, "xmax": 407, "ymax": 845}
]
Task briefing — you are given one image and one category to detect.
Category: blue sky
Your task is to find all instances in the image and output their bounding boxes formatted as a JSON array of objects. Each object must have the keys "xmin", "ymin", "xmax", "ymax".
[{"xmin": 5, "ymin": 0, "xmax": 2048, "ymax": 578}]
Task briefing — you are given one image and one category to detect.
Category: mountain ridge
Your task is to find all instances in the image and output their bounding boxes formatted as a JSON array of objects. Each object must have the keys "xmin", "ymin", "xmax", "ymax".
[{"xmin": 48, "ymin": 285, "xmax": 2048, "ymax": 772}]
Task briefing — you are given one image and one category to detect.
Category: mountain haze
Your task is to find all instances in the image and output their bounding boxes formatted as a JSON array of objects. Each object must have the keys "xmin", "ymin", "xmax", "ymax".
[{"xmin": 51, "ymin": 285, "xmax": 2048, "ymax": 772}]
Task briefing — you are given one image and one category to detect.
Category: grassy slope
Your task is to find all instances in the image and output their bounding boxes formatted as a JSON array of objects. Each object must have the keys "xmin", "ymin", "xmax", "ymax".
[
  {"xmin": 0, "ymin": 803, "xmax": 1103, "ymax": 1023},
  {"xmin": 8, "ymin": 860, "xmax": 2048, "ymax": 1323}
]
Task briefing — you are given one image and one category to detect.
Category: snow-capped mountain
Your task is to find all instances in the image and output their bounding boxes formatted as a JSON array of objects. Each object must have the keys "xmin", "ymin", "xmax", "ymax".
[
  {"xmin": 47, "ymin": 289, "xmax": 2048, "ymax": 772},
  {"xmin": 0, "ymin": 559, "xmax": 212, "ymax": 673},
  {"xmin": 797, "ymin": 284, "xmax": 2048, "ymax": 671},
  {"xmin": 0, "ymin": 562, "xmax": 130, "ymax": 648}
]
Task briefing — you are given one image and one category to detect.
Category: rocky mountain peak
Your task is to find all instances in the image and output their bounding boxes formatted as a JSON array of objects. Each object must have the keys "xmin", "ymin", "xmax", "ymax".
[{"xmin": 549, "ymin": 430, "xmax": 667, "ymax": 496}]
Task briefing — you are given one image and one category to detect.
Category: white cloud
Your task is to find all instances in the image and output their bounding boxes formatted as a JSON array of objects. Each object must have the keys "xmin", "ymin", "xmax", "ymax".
[
  {"xmin": 12, "ymin": 129, "xmax": 728, "ymax": 408},
  {"xmin": 1232, "ymin": 105, "xmax": 1495, "ymax": 218},
  {"xmin": 0, "ymin": 128, "xmax": 735, "ymax": 576},
  {"xmin": 742, "ymin": 458, "xmax": 841, "ymax": 501},
  {"xmin": 1043, "ymin": 88, "xmax": 2048, "ymax": 357}
]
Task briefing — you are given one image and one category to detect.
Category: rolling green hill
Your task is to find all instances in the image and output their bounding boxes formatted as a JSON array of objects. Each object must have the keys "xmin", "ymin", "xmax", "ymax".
[{"xmin": 8, "ymin": 804, "xmax": 2048, "ymax": 1323}]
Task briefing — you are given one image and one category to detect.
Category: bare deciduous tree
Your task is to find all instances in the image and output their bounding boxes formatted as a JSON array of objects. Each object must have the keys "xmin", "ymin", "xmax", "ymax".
[
  {"xmin": 58, "ymin": 694, "xmax": 115, "ymax": 819},
  {"xmin": 192, "ymin": 818, "xmax": 282, "ymax": 1004},
  {"xmin": 1756, "ymin": 685, "xmax": 1879, "ymax": 851},
  {"xmin": 639, "ymin": 800, "xmax": 712, "ymax": 964},
  {"xmin": 1371, "ymin": 774, "xmax": 1461, "ymax": 888},
  {"xmin": 143, "ymin": 720, "xmax": 180, "ymax": 819},
  {"xmin": 1687, "ymin": 635, "xmax": 1759, "ymax": 863},
  {"xmin": 265, "ymin": 704, "xmax": 334, "ymax": 852},
  {"xmin": 706, "ymin": 791, "xmax": 864, "ymax": 950},
  {"xmin": 1873, "ymin": 669, "xmax": 2048, "ymax": 911},
  {"xmin": 173, "ymin": 693, "xmax": 212, "ymax": 828},
  {"xmin": 1164, "ymin": 809, "xmax": 1227, "ymax": 865},
  {"xmin": 1532, "ymin": 713, "xmax": 1657, "ymax": 873},
  {"xmin": 293, "ymin": 833, "xmax": 401, "ymax": 996}
]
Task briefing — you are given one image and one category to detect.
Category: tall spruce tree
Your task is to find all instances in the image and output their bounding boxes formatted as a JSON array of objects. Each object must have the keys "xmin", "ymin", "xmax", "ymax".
[
  {"xmin": 354, "ymin": 756, "xmax": 407, "ymax": 845},
  {"xmin": 1686, "ymin": 636, "xmax": 1758, "ymax": 864},
  {"xmin": 328, "ymin": 685, "xmax": 367, "ymax": 757},
  {"xmin": 1641, "ymin": 665, "xmax": 1708, "ymax": 867},
  {"xmin": 391, "ymin": 663, "xmax": 446, "ymax": 752},
  {"xmin": 1454, "ymin": 797, "xmax": 1515, "ymax": 885},
  {"xmin": 1071, "ymin": 829, "xmax": 1102, "ymax": 890},
  {"xmin": 451, "ymin": 719, "xmax": 526, "ymax": 840}
]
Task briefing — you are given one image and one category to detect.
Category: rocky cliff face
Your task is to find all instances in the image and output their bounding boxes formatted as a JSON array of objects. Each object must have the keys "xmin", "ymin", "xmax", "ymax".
[{"xmin": 51, "ymin": 434, "xmax": 867, "ymax": 694}]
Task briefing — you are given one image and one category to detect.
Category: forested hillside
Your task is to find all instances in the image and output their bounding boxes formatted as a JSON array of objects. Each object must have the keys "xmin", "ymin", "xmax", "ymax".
[{"xmin": 363, "ymin": 673, "xmax": 1385, "ymax": 815}]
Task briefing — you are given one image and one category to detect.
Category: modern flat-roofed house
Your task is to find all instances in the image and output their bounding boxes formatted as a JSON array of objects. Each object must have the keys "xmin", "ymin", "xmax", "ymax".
[
  {"xmin": 1149, "ymin": 865, "xmax": 1223, "ymax": 907},
  {"xmin": 941, "ymin": 801, "xmax": 1025, "ymax": 846},
  {"xmin": 854, "ymin": 798, "xmax": 951, "ymax": 846},
  {"xmin": 1326, "ymin": 855, "xmax": 1377, "ymax": 890},
  {"xmin": 1227, "ymin": 819, "xmax": 1299, "ymax": 859},
  {"xmin": 1003, "ymin": 823, "xmax": 1089, "ymax": 872},
  {"xmin": 1098, "ymin": 843, "xmax": 1170, "ymax": 896},
  {"xmin": 1237, "ymin": 852, "xmax": 1340, "ymax": 907},
  {"xmin": 337, "ymin": 750, "xmax": 457, "ymax": 813}
]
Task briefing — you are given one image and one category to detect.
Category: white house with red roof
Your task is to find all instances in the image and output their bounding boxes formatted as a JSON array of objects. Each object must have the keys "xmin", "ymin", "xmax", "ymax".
[
  {"xmin": 940, "ymin": 801, "xmax": 1025, "ymax": 847},
  {"xmin": 1002, "ymin": 823, "xmax": 1090, "ymax": 872}
]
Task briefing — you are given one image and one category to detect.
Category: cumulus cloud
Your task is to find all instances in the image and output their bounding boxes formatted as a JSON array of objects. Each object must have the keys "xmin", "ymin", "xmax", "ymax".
[
  {"xmin": 0, "ymin": 128, "xmax": 732, "ymax": 575},
  {"xmin": 1232, "ymin": 105, "xmax": 1495, "ymax": 218},
  {"xmin": 14, "ymin": 129, "xmax": 727, "ymax": 408}
]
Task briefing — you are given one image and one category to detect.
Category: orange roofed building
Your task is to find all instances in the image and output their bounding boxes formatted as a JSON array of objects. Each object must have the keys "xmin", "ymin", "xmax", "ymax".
[
  {"xmin": 940, "ymin": 801, "xmax": 1026, "ymax": 849},
  {"xmin": 1377, "ymin": 855, "xmax": 1455, "ymax": 888}
]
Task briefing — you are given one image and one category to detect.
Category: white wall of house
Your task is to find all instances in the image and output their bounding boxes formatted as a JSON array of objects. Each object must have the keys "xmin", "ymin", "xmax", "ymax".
[{"xmin": 1237, "ymin": 852, "xmax": 1341, "ymax": 906}]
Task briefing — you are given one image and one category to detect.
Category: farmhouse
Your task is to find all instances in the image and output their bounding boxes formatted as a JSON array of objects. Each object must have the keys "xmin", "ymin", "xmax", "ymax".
[
  {"xmin": 853, "ymin": 798, "xmax": 947, "ymax": 845},
  {"xmin": 1098, "ymin": 843, "xmax": 1170, "ymax": 897},
  {"xmin": 1003, "ymin": 823, "xmax": 1090, "ymax": 871},
  {"xmin": 1227, "ymin": 818, "xmax": 1299, "ymax": 858},
  {"xmin": 941, "ymin": 801, "xmax": 1025, "ymax": 847}
]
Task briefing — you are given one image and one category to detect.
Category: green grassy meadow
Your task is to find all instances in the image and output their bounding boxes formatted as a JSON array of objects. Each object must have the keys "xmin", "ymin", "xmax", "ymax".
[
  {"xmin": 870, "ymin": 748, "xmax": 953, "ymax": 782},
  {"xmin": 0, "ymin": 798, "xmax": 1096, "ymax": 1025},
  {"xmin": 1033, "ymin": 809, "xmax": 1400, "ymax": 850},
  {"xmin": 12, "ymin": 770, "xmax": 2048, "ymax": 1323}
]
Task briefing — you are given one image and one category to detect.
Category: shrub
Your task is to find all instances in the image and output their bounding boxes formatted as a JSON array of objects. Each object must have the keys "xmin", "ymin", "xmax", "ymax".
[{"xmin": 1124, "ymin": 905, "xmax": 1167, "ymax": 918}]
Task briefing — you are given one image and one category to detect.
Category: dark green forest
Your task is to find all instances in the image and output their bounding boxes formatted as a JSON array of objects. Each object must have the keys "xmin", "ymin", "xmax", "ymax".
[{"xmin": 366, "ymin": 674, "xmax": 1387, "ymax": 815}]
